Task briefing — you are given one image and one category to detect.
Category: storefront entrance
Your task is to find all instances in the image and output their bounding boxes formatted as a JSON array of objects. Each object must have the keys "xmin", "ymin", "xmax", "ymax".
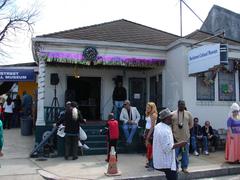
[
  {"xmin": 129, "ymin": 78, "xmax": 146, "ymax": 116},
  {"xmin": 150, "ymin": 74, "xmax": 162, "ymax": 110},
  {"xmin": 67, "ymin": 76, "xmax": 101, "ymax": 120}
]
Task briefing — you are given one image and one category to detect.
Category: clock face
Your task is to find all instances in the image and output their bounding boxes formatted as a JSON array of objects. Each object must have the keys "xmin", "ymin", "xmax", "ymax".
[{"xmin": 83, "ymin": 47, "xmax": 98, "ymax": 61}]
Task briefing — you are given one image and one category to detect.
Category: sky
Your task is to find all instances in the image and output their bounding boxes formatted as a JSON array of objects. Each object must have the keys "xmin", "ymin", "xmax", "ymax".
[{"xmin": 1, "ymin": 0, "xmax": 240, "ymax": 65}]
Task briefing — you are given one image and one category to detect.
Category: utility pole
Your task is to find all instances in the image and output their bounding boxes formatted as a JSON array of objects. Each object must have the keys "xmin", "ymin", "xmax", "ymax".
[{"xmin": 180, "ymin": 0, "xmax": 183, "ymax": 37}]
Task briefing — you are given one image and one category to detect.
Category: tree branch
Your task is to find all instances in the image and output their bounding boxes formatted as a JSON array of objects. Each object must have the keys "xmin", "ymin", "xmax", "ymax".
[
  {"xmin": 0, "ymin": 0, "xmax": 8, "ymax": 10},
  {"xmin": 0, "ymin": 0, "xmax": 39, "ymax": 55}
]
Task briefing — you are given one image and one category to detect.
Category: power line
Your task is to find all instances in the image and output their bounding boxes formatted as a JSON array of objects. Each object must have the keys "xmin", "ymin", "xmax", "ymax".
[
  {"xmin": 181, "ymin": 0, "xmax": 204, "ymax": 23},
  {"xmin": 180, "ymin": 0, "xmax": 204, "ymax": 36}
]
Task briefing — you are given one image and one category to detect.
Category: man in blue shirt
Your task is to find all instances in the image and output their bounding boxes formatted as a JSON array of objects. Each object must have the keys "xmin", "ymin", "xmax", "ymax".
[{"xmin": 22, "ymin": 91, "xmax": 33, "ymax": 116}]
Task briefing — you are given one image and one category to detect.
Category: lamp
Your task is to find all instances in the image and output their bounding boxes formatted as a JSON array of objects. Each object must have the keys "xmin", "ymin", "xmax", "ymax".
[{"xmin": 73, "ymin": 64, "xmax": 80, "ymax": 78}]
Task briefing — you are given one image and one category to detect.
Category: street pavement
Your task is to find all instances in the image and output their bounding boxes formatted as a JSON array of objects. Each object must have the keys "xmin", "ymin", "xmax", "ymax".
[{"xmin": 0, "ymin": 129, "xmax": 240, "ymax": 180}]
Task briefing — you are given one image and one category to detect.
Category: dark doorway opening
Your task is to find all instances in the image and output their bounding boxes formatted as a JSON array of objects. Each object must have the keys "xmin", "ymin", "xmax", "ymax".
[
  {"xmin": 129, "ymin": 78, "xmax": 146, "ymax": 116},
  {"xmin": 150, "ymin": 74, "xmax": 162, "ymax": 110},
  {"xmin": 67, "ymin": 76, "xmax": 101, "ymax": 120}
]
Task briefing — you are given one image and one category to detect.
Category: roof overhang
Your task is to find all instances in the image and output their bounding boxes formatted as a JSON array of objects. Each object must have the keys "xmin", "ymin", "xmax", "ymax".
[
  {"xmin": 33, "ymin": 37, "xmax": 166, "ymax": 68},
  {"xmin": 40, "ymin": 51, "xmax": 165, "ymax": 68}
]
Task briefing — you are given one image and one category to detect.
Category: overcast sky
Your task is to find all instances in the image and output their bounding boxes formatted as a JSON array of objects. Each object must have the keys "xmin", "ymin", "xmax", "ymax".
[{"xmin": 1, "ymin": 0, "xmax": 240, "ymax": 65}]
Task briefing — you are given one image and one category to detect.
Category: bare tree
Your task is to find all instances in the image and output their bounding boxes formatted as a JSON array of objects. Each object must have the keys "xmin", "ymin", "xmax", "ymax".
[{"xmin": 0, "ymin": 0, "xmax": 39, "ymax": 56}]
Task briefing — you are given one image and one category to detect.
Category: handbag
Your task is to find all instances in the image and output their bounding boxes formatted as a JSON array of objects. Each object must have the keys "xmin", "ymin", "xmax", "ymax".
[
  {"xmin": 57, "ymin": 124, "xmax": 65, "ymax": 137},
  {"xmin": 79, "ymin": 127, "xmax": 87, "ymax": 140}
]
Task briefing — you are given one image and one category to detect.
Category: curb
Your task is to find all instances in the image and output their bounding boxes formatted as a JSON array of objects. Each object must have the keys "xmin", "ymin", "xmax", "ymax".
[{"xmin": 120, "ymin": 166, "xmax": 240, "ymax": 180}]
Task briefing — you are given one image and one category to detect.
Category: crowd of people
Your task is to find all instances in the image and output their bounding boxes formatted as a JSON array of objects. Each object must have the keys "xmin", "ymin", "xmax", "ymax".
[
  {"xmin": 0, "ymin": 91, "xmax": 33, "ymax": 130},
  {"xmin": 111, "ymin": 81, "xmax": 240, "ymax": 179},
  {"xmin": 0, "ymin": 90, "xmax": 33, "ymax": 158},
  {"xmin": 1, "ymin": 82, "xmax": 240, "ymax": 180}
]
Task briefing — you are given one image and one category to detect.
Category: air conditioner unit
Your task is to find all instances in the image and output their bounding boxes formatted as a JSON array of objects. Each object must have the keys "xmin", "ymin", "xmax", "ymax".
[{"xmin": 220, "ymin": 44, "xmax": 228, "ymax": 64}]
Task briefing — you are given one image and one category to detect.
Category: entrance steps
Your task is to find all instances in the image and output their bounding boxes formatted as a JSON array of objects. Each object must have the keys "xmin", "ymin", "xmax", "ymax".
[{"xmin": 81, "ymin": 123, "xmax": 144, "ymax": 155}]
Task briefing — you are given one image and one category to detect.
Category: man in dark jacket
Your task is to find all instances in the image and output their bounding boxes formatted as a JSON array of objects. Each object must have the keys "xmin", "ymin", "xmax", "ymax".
[
  {"xmin": 202, "ymin": 120, "xmax": 218, "ymax": 152},
  {"xmin": 190, "ymin": 117, "xmax": 208, "ymax": 156},
  {"xmin": 112, "ymin": 81, "xmax": 127, "ymax": 120}
]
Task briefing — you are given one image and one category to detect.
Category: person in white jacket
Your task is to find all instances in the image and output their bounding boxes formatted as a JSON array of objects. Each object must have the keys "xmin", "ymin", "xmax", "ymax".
[{"xmin": 120, "ymin": 100, "xmax": 140, "ymax": 145}]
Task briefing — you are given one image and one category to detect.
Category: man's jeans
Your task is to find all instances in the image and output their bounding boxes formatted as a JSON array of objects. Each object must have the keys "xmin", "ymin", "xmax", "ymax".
[
  {"xmin": 175, "ymin": 142, "xmax": 189, "ymax": 169},
  {"xmin": 122, "ymin": 124, "xmax": 137, "ymax": 144},
  {"xmin": 113, "ymin": 101, "xmax": 124, "ymax": 120},
  {"xmin": 191, "ymin": 136, "xmax": 208, "ymax": 152}
]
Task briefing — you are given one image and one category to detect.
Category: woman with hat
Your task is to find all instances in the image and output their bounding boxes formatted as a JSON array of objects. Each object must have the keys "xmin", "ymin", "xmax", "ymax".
[{"xmin": 225, "ymin": 103, "xmax": 240, "ymax": 163}]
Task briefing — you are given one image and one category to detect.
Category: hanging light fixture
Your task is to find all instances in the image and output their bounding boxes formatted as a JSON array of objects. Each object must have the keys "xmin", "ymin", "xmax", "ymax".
[{"xmin": 73, "ymin": 64, "xmax": 80, "ymax": 78}]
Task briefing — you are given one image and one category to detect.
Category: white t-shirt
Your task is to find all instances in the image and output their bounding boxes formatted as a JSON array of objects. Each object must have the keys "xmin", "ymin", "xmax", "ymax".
[
  {"xmin": 145, "ymin": 116, "xmax": 151, "ymax": 129},
  {"xmin": 3, "ymin": 101, "xmax": 14, "ymax": 113}
]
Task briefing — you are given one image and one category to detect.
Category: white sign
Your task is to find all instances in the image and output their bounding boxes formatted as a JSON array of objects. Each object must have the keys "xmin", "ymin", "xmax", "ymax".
[
  {"xmin": 134, "ymin": 93, "xmax": 140, "ymax": 99},
  {"xmin": 188, "ymin": 44, "xmax": 220, "ymax": 74}
]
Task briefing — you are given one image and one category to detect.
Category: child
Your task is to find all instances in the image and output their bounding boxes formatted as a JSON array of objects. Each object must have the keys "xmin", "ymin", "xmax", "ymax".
[{"xmin": 101, "ymin": 113, "xmax": 119, "ymax": 162}]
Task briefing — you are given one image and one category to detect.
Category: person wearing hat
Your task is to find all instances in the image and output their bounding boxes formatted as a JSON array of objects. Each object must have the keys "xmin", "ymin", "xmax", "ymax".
[
  {"xmin": 225, "ymin": 102, "xmax": 240, "ymax": 163},
  {"xmin": 153, "ymin": 108, "xmax": 187, "ymax": 180},
  {"xmin": 112, "ymin": 81, "xmax": 127, "ymax": 120},
  {"xmin": 171, "ymin": 100, "xmax": 193, "ymax": 173}
]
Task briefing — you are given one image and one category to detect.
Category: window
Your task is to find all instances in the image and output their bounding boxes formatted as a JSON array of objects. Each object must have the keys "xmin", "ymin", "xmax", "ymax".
[
  {"xmin": 196, "ymin": 76, "xmax": 215, "ymax": 101},
  {"xmin": 218, "ymin": 71, "xmax": 235, "ymax": 101}
]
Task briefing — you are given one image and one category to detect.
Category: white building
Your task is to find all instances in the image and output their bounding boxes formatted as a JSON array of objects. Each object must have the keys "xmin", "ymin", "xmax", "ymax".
[{"xmin": 32, "ymin": 19, "xmax": 240, "ymax": 137}]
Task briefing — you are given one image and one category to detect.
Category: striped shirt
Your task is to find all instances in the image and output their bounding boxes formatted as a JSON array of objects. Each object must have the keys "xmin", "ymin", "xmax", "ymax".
[{"xmin": 153, "ymin": 122, "xmax": 176, "ymax": 171}]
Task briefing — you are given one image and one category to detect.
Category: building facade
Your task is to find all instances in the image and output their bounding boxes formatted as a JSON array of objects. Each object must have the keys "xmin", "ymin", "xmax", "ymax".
[{"xmin": 32, "ymin": 19, "xmax": 240, "ymax": 142}]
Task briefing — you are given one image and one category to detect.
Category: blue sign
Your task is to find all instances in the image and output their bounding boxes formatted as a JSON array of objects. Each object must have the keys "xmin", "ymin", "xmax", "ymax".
[{"xmin": 0, "ymin": 69, "xmax": 35, "ymax": 81}]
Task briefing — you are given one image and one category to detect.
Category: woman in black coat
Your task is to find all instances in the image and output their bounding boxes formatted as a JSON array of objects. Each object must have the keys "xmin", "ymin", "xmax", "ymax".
[{"xmin": 58, "ymin": 101, "xmax": 84, "ymax": 160}]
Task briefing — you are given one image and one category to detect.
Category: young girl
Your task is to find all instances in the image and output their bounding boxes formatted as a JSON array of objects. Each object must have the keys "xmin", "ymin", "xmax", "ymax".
[
  {"xmin": 103, "ymin": 113, "xmax": 119, "ymax": 162},
  {"xmin": 144, "ymin": 102, "xmax": 158, "ymax": 169}
]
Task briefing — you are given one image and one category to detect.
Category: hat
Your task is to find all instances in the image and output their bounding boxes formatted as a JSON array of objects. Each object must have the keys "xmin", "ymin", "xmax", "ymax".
[
  {"xmin": 66, "ymin": 101, "xmax": 71, "ymax": 105},
  {"xmin": 231, "ymin": 103, "xmax": 240, "ymax": 112},
  {"xmin": 159, "ymin": 108, "xmax": 172, "ymax": 120}
]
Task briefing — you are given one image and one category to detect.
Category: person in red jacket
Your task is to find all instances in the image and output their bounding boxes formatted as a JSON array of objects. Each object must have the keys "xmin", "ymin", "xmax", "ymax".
[{"xmin": 102, "ymin": 113, "xmax": 119, "ymax": 162}]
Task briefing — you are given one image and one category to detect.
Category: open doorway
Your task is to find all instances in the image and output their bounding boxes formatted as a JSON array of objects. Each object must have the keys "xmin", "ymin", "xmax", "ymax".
[{"xmin": 67, "ymin": 76, "xmax": 101, "ymax": 120}]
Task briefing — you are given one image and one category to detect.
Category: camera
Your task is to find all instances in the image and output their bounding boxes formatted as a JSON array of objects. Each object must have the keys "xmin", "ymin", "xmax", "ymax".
[{"xmin": 178, "ymin": 123, "xmax": 183, "ymax": 129}]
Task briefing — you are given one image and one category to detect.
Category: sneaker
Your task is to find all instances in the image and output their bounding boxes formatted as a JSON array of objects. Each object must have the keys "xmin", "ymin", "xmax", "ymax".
[
  {"xmin": 82, "ymin": 144, "xmax": 90, "ymax": 150},
  {"xmin": 182, "ymin": 168, "xmax": 189, "ymax": 174},
  {"xmin": 147, "ymin": 167, "xmax": 154, "ymax": 171},
  {"xmin": 145, "ymin": 163, "xmax": 149, "ymax": 168},
  {"xmin": 204, "ymin": 151, "xmax": 209, "ymax": 155},
  {"xmin": 194, "ymin": 151, "xmax": 199, "ymax": 156},
  {"xmin": 72, "ymin": 156, "xmax": 78, "ymax": 160}
]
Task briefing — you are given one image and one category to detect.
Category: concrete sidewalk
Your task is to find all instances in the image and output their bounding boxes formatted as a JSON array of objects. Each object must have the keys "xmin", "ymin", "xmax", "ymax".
[
  {"xmin": 2, "ymin": 150, "xmax": 240, "ymax": 180},
  {"xmin": 1, "ymin": 129, "xmax": 240, "ymax": 180},
  {"xmin": 33, "ymin": 151, "xmax": 240, "ymax": 180}
]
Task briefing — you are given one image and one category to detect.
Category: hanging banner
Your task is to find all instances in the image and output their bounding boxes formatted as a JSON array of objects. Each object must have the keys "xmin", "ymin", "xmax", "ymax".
[
  {"xmin": 188, "ymin": 44, "xmax": 220, "ymax": 74},
  {"xmin": 0, "ymin": 69, "xmax": 35, "ymax": 81}
]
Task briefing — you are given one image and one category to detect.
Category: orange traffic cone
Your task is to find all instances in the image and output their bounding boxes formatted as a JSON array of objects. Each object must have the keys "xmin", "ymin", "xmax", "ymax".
[{"xmin": 105, "ymin": 146, "xmax": 121, "ymax": 176}]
